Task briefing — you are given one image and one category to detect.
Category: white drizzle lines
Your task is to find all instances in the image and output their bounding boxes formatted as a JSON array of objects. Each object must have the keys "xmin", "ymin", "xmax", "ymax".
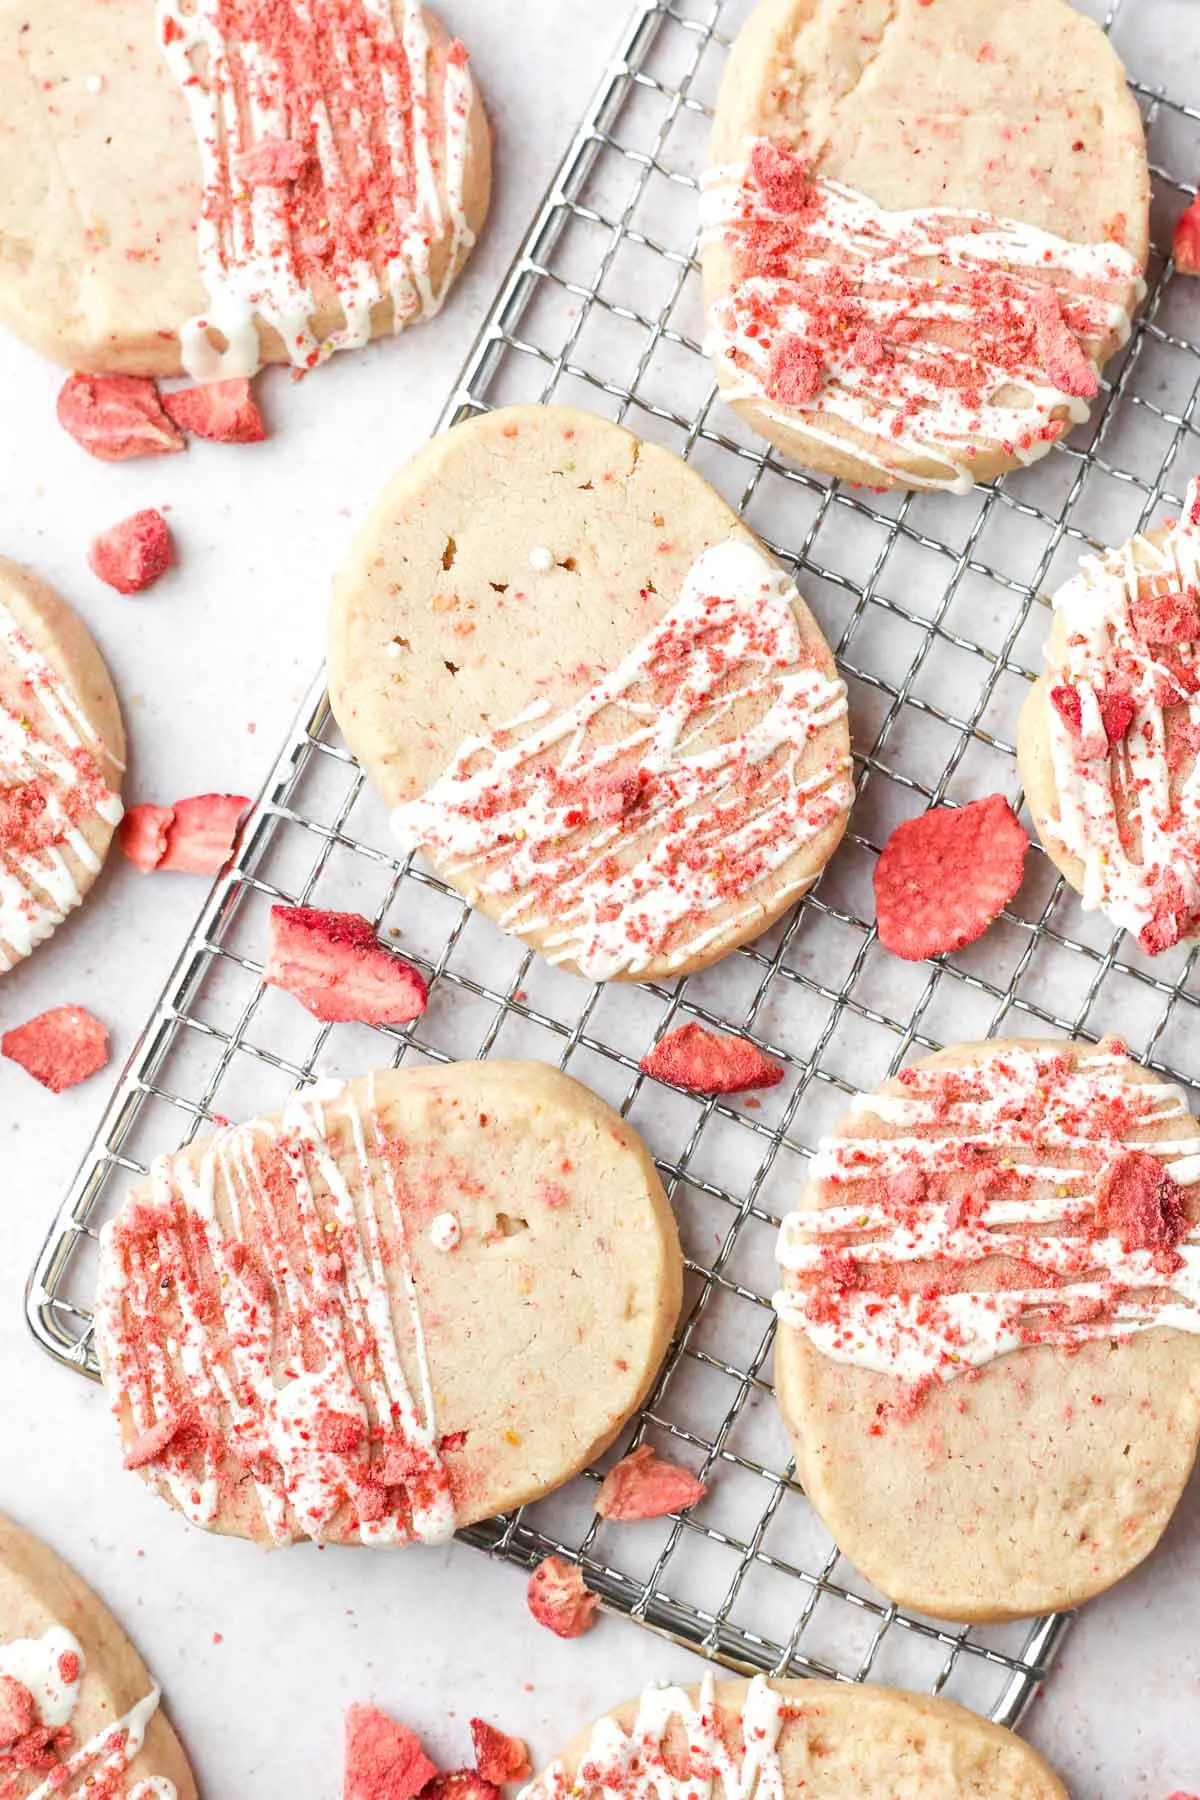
[
  {"xmin": 701, "ymin": 144, "xmax": 1143, "ymax": 493},
  {"xmin": 391, "ymin": 540, "xmax": 853, "ymax": 979},
  {"xmin": 158, "ymin": 0, "xmax": 477, "ymax": 380},
  {"xmin": 773, "ymin": 1044, "xmax": 1200, "ymax": 1382}
]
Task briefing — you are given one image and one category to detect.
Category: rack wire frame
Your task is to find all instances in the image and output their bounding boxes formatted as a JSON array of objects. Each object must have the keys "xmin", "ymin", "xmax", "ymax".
[{"xmin": 26, "ymin": 0, "xmax": 1200, "ymax": 1735}]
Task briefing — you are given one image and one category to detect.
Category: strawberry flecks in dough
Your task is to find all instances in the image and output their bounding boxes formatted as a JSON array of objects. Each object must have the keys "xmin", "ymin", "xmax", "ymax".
[
  {"xmin": 1043, "ymin": 478, "xmax": 1200, "ymax": 952},
  {"xmin": 594, "ymin": 1445, "xmax": 707, "ymax": 1521},
  {"xmin": 392, "ymin": 540, "xmax": 852, "ymax": 980},
  {"xmin": 773, "ymin": 1040, "xmax": 1200, "ymax": 1387},
  {"xmin": 1, "ymin": 1005, "xmax": 109, "ymax": 1092},
  {"xmin": 264, "ymin": 905, "xmax": 429, "ymax": 1024},
  {"xmin": 120, "ymin": 794, "xmax": 250, "ymax": 874},
  {"xmin": 158, "ymin": 0, "xmax": 479, "ymax": 380},
  {"xmin": 1173, "ymin": 199, "xmax": 1200, "ymax": 276},
  {"xmin": 343, "ymin": 1704, "xmax": 437, "ymax": 1800},
  {"xmin": 162, "ymin": 379, "xmax": 267, "ymax": 444},
  {"xmin": 470, "ymin": 1720, "xmax": 531, "ymax": 1786},
  {"xmin": 56, "ymin": 374, "xmax": 185, "ymax": 462},
  {"xmin": 640, "ymin": 1023, "xmax": 783, "ymax": 1095},
  {"xmin": 873, "ymin": 795, "xmax": 1029, "ymax": 962},
  {"xmin": 526, "ymin": 1556, "xmax": 599, "ymax": 1639},
  {"xmin": 88, "ymin": 509, "xmax": 174, "ymax": 595},
  {"xmin": 93, "ymin": 1078, "xmax": 456, "ymax": 1546},
  {"xmin": 700, "ymin": 140, "xmax": 1143, "ymax": 493}
]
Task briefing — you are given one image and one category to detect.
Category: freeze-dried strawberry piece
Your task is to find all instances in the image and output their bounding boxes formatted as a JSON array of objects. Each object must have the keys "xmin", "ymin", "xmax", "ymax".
[
  {"xmin": 1, "ymin": 1006, "xmax": 109, "ymax": 1092},
  {"xmin": 56, "ymin": 373, "xmax": 185, "ymax": 461},
  {"xmin": 874, "ymin": 794, "xmax": 1029, "ymax": 962},
  {"xmin": 1030, "ymin": 287, "xmax": 1098, "ymax": 399},
  {"xmin": 1173, "ymin": 197, "xmax": 1200, "ymax": 276},
  {"xmin": 748, "ymin": 140, "xmax": 814, "ymax": 215},
  {"xmin": 0, "ymin": 1675, "xmax": 36, "ymax": 1748},
  {"xmin": 1050, "ymin": 684, "xmax": 1083, "ymax": 736},
  {"xmin": 88, "ymin": 508, "xmax": 173, "ymax": 595},
  {"xmin": 1096, "ymin": 1151, "xmax": 1188, "ymax": 1258},
  {"xmin": 0, "ymin": 781, "xmax": 50, "ymax": 849},
  {"xmin": 162, "ymin": 379, "xmax": 267, "ymax": 444},
  {"xmin": 1100, "ymin": 689, "xmax": 1137, "ymax": 746},
  {"xmin": 768, "ymin": 337, "xmax": 823, "ymax": 406},
  {"xmin": 123, "ymin": 1408, "xmax": 198, "ymax": 1470},
  {"xmin": 422, "ymin": 1774, "xmax": 501, "ymax": 1800},
  {"xmin": 118, "ymin": 803, "xmax": 175, "ymax": 872},
  {"xmin": 234, "ymin": 136, "xmax": 309, "ymax": 186},
  {"xmin": 158, "ymin": 793, "xmax": 250, "ymax": 873},
  {"xmin": 1130, "ymin": 583, "xmax": 1200, "ymax": 646},
  {"xmin": 344, "ymin": 1703, "xmax": 437, "ymax": 1800},
  {"xmin": 526, "ymin": 1556, "xmax": 599, "ymax": 1639},
  {"xmin": 640, "ymin": 1023, "xmax": 784, "ymax": 1095},
  {"xmin": 594, "ymin": 1444, "xmax": 707, "ymax": 1522},
  {"xmin": 264, "ymin": 906, "xmax": 428, "ymax": 1025},
  {"xmin": 470, "ymin": 1721, "xmax": 531, "ymax": 1786}
]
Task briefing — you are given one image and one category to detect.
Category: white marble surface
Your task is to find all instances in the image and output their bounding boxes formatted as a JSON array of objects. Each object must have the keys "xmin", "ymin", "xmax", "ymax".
[{"xmin": 0, "ymin": 3, "xmax": 1197, "ymax": 1796}]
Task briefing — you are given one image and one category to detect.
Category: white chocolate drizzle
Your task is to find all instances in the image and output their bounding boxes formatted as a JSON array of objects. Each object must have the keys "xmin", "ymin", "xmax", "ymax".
[
  {"xmin": 94, "ymin": 1076, "xmax": 455, "ymax": 1547},
  {"xmin": 773, "ymin": 1043, "xmax": 1200, "ymax": 1382},
  {"xmin": 522, "ymin": 1675, "xmax": 785, "ymax": 1800},
  {"xmin": 1043, "ymin": 478, "xmax": 1200, "ymax": 952},
  {"xmin": 701, "ymin": 144, "xmax": 1144, "ymax": 494},
  {"xmin": 391, "ymin": 540, "xmax": 853, "ymax": 979},
  {"xmin": 0, "ymin": 596, "xmax": 123, "ymax": 973},
  {"xmin": 0, "ymin": 1625, "xmax": 175, "ymax": 1799},
  {"xmin": 158, "ymin": 0, "xmax": 477, "ymax": 381}
]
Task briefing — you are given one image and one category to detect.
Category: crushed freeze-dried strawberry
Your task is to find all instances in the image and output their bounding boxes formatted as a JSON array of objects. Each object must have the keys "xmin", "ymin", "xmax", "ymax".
[
  {"xmin": 1030, "ymin": 287, "xmax": 1098, "ymax": 399},
  {"xmin": 264, "ymin": 906, "xmax": 428, "ymax": 1025},
  {"xmin": 1050, "ymin": 684, "xmax": 1083, "ymax": 736},
  {"xmin": 123, "ymin": 1409, "xmax": 195, "ymax": 1470},
  {"xmin": 1130, "ymin": 583, "xmax": 1200, "ymax": 645},
  {"xmin": 315, "ymin": 1409, "xmax": 365, "ymax": 1453},
  {"xmin": 344, "ymin": 1704, "xmax": 437, "ymax": 1800},
  {"xmin": 594, "ymin": 1444, "xmax": 707, "ymax": 1521},
  {"xmin": 0, "ymin": 1675, "xmax": 37, "ymax": 1748},
  {"xmin": 640, "ymin": 1022, "xmax": 783, "ymax": 1095},
  {"xmin": 1101, "ymin": 689, "xmax": 1137, "ymax": 745},
  {"xmin": 0, "ymin": 781, "xmax": 50, "ymax": 848},
  {"xmin": 234, "ymin": 135, "xmax": 309, "ymax": 185},
  {"xmin": 874, "ymin": 794, "xmax": 1029, "ymax": 962},
  {"xmin": 56, "ymin": 374, "xmax": 185, "ymax": 461},
  {"xmin": 422, "ymin": 1774, "xmax": 501, "ymax": 1800},
  {"xmin": 1095, "ymin": 1151, "xmax": 1188, "ymax": 1258},
  {"xmin": 162, "ymin": 379, "xmax": 267, "ymax": 444},
  {"xmin": 747, "ymin": 139, "xmax": 814, "ymax": 215},
  {"xmin": 88, "ymin": 508, "xmax": 173, "ymax": 595},
  {"xmin": 158, "ymin": 793, "xmax": 250, "ymax": 873},
  {"xmin": 1, "ymin": 1006, "xmax": 109, "ymax": 1093},
  {"xmin": 768, "ymin": 337, "xmax": 823, "ymax": 406},
  {"xmin": 118, "ymin": 803, "xmax": 175, "ymax": 872},
  {"xmin": 1173, "ymin": 198, "xmax": 1200, "ymax": 276},
  {"xmin": 469, "ymin": 1720, "xmax": 531, "ymax": 1786},
  {"xmin": 526, "ymin": 1556, "xmax": 599, "ymax": 1639}
]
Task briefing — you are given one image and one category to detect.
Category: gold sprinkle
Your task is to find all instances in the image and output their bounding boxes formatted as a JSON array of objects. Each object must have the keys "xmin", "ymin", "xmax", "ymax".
[{"xmin": 504, "ymin": 1428, "xmax": 521, "ymax": 1446}]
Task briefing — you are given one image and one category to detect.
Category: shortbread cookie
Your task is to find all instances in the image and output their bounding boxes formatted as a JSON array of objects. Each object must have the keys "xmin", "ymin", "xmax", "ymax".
[
  {"xmin": 0, "ymin": 0, "xmax": 490, "ymax": 378},
  {"xmin": 701, "ymin": 0, "xmax": 1148, "ymax": 492},
  {"xmin": 0, "ymin": 560, "xmax": 124, "ymax": 975},
  {"xmin": 772, "ymin": 1036, "xmax": 1200, "ymax": 1620},
  {"xmin": 521, "ymin": 1673, "xmax": 1066, "ymax": 1800},
  {"xmin": 328, "ymin": 405, "xmax": 854, "ymax": 982},
  {"xmin": 1018, "ymin": 480, "xmax": 1200, "ymax": 954},
  {"xmin": 0, "ymin": 1511, "xmax": 195, "ymax": 1797},
  {"xmin": 95, "ymin": 1060, "xmax": 683, "ymax": 1547}
]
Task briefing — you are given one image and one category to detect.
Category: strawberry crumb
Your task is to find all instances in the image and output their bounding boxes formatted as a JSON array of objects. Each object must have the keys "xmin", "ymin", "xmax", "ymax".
[
  {"xmin": 0, "ymin": 1675, "xmax": 37, "ymax": 1749},
  {"xmin": 88, "ymin": 509, "xmax": 173, "ymax": 595}
]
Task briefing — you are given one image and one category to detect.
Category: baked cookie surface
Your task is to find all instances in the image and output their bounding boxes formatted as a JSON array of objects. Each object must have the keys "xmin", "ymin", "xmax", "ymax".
[
  {"xmin": 329, "ymin": 404, "xmax": 854, "ymax": 982},
  {"xmin": 0, "ymin": 0, "xmax": 490, "ymax": 378},
  {"xmin": 95, "ymin": 1059, "xmax": 683, "ymax": 1547},
  {"xmin": 772, "ymin": 1036, "xmax": 1200, "ymax": 1620},
  {"xmin": 521, "ymin": 1673, "xmax": 1066, "ymax": 1800},
  {"xmin": 0, "ymin": 559, "xmax": 124, "ymax": 975},
  {"xmin": 0, "ymin": 1511, "xmax": 195, "ymax": 1798},
  {"xmin": 701, "ymin": 0, "xmax": 1148, "ymax": 491},
  {"xmin": 1018, "ymin": 480, "xmax": 1200, "ymax": 954}
]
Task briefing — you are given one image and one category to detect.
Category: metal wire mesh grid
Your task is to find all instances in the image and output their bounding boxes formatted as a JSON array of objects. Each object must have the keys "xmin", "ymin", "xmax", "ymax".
[{"xmin": 25, "ymin": 0, "xmax": 1200, "ymax": 1734}]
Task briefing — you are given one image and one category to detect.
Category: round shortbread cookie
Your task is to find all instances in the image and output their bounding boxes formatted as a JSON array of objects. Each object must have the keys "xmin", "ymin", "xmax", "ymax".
[
  {"xmin": 95, "ymin": 1059, "xmax": 683, "ymax": 1548},
  {"xmin": 701, "ymin": 0, "xmax": 1149, "ymax": 492},
  {"xmin": 0, "ymin": 0, "xmax": 490, "ymax": 380},
  {"xmin": 0, "ymin": 559, "xmax": 124, "ymax": 975},
  {"xmin": 522, "ymin": 1673, "xmax": 1066, "ymax": 1800},
  {"xmin": 328, "ymin": 405, "xmax": 854, "ymax": 983},
  {"xmin": 772, "ymin": 1036, "xmax": 1200, "ymax": 1621},
  {"xmin": 1018, "ymin": 479, "xmax": 1200, "ymax": 955},
  {"xmin": 0, "ymin": 1511, "xmax": 195, "ymax": 1798}
]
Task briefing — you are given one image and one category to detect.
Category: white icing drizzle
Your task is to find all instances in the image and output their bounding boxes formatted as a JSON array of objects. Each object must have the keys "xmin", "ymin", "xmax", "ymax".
[
  {"xmin": 0, "ymin": 596, "xmax": 123, "ymax": 972},
  {"xmin": 158, "ymin": 0, "xmax": 477, "ymax": 381},
  {"xmin": 0, "ymin": 1625, "xmax": 176, "ymax": 1799},
  {"xmin": 391, "ymin": 540, "xmax": 853, "ymax": 979},
  {"xmin": 773, "ymin": 1044, "xmax": 1200, "ymax": 1382},
  {"xmin": 1044, "ymin": 478, "xmax": 1200, "ymax": 951},
  {"xmin": 522, "ymin": 1675, "xmax": 785, "ymax": 1800},
  {"xmin": 94, "ymin": 1076, "xmax": 455, "ymax": 1548},
  {"xmin": 429, "ymin": 1210, "xmax": 461, "ymax": 1251},
  {"xmin": 701, "ymin": 145, "xmax": 1144, "ymax": 494}
]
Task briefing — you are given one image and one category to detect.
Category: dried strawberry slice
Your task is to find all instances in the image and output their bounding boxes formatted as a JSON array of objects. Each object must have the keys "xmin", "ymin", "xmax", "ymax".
[
  {"xmin": 158, "ymin": 794, "xmax": 250, "ymax": 873},
  {"xmin": 1049, "ymin": 684, "xmax": 1083, "ymax": 736},
  {"xmin": 344, "ymin": 1704, "xmax": 437, "ymax": 1800},
  {"xmin": 118, "ymin": 804, "xmax": 175, "ymax": 872},
  {"xmin": 1096, "ymin": 1151, "xmax": 1188, "ymax": 1257},
  {"xmin": 1, "ymin": 1006, "xmax": 109, "ymax": 1093},
  {"xmin": 56, "ymin": 374, "xmax": 185, "ymax": 461},
  {"xmin": 1174, "ymin": 197, "xmax": 1200, "ymax": 276},
  {"xmin": 873, "ymin": 794, "xmax": 1029, "ymax": 962},
  {"xmin": 594, "ymin": 1444, "xmax": 707, "ymax": 1522},
  {"xmin": 162, "ymin": 379, "xmax": 267, "ymax": 444},
  {"xmin": 640, "ymin": 1023, "xmax": 783, "ymax": 1095},
  {"xmin": 264, "ymin": 906, "xmax": 429, "ymax": 1025},
  {"xmin": 1130, "ymin": 582, "xmax": 1200, "ymax": 646},
  {"xmin": 1030, "ymin": 288, "xmax": 1098, "ymax": 399},
  {"xmin": 526, "ymin": 1556, "xmax": 598, "ymax": 1639},
  {"xmin": 88, "ymin": 509, "xmax": 173, "ymax": 595},
  {"xmin": 469, "ymin": 1721, "xmax": 531, "ymax": 1786}
]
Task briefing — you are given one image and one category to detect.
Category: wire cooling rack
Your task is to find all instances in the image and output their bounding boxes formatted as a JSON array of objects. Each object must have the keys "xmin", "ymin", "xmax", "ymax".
[{"xmin": 26, "ymin": 0, "xmax": 1200, "ymax": 1733}]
